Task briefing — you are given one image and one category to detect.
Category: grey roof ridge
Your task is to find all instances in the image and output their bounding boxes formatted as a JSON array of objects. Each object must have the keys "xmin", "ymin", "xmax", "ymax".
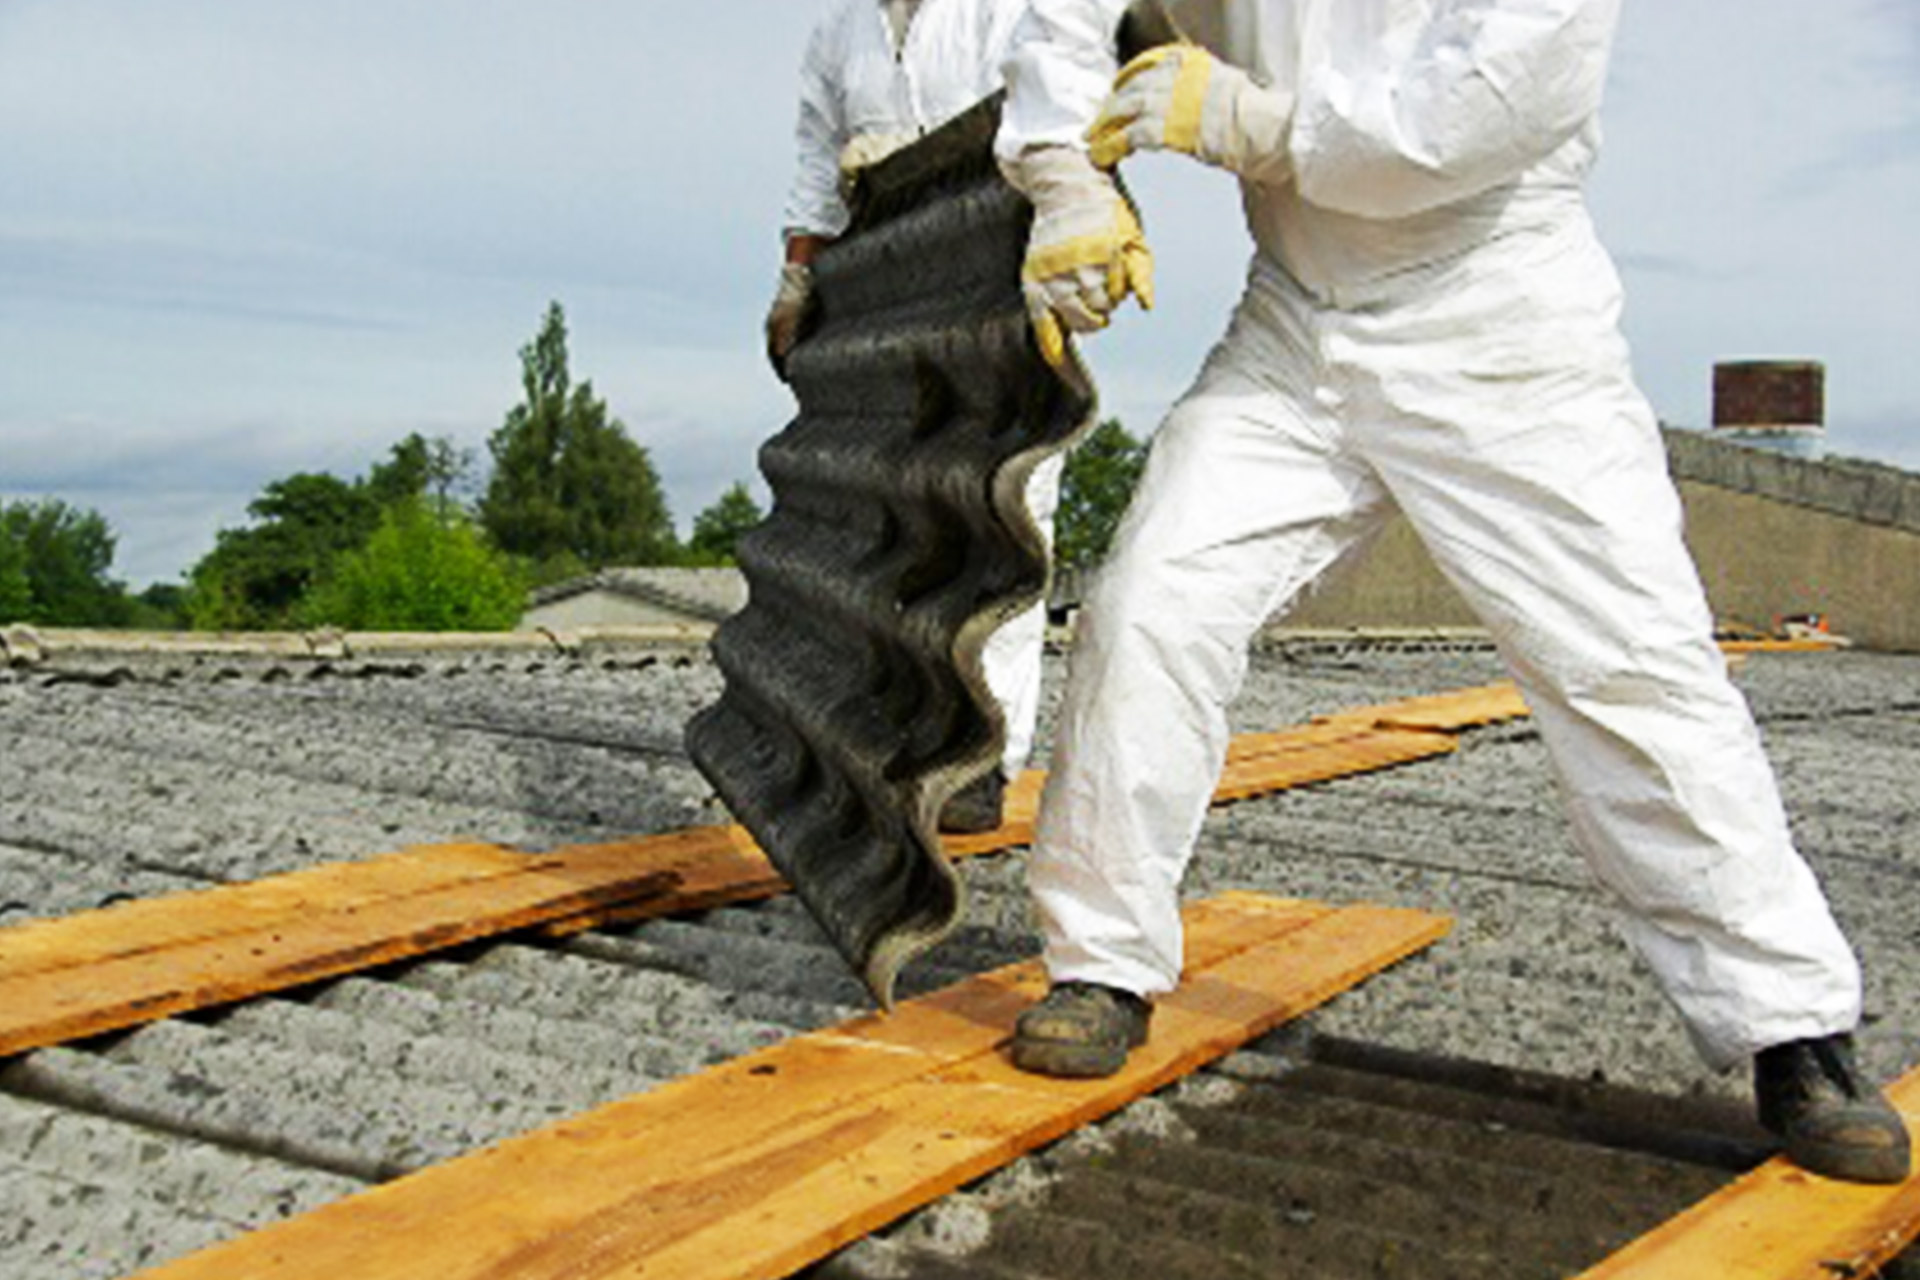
[
  {"xmin": 526, "ymin": 569, "xmax": 742, "ymax": 624},
  {"xmin": 1662, "ymin": 425, "xmax": 1920, "ymax": 534},
  {"xmin": 0, "ymin": 623, "xmax": 714, "ymax": 670}
]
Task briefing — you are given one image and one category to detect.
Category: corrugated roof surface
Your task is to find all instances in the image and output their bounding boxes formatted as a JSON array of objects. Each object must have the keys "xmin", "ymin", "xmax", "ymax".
[{"xmin": 2, "ymin": 639, "xmax": 1916, "ymax": 1277}]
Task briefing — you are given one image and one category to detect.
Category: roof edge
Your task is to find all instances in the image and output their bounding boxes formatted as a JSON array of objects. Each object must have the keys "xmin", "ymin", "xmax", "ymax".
[{"xmin": 1663, "ymin": 426, "xmax": 1920, "ymax": 534}]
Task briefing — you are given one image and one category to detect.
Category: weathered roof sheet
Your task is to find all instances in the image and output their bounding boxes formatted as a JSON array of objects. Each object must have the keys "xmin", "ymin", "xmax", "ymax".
[{"xmin": 687, "ymin": 97, "xmax": 1096, "ymax": 1007}]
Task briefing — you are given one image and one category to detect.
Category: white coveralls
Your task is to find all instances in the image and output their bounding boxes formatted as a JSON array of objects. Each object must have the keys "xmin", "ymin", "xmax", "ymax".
[
  {"xmin": 784, "ymin": 0, "xmax": 1063, "ymax": 778},
  {"xmin": 997, "ymin": 0, "xmax": 1862, "ymax": 1069}
]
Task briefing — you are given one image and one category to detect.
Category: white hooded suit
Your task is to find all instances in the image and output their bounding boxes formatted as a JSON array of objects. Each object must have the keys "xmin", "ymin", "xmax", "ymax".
[{"xmin": 996, "ymin": 0, "xmax": 1861, "ymax": 1069}]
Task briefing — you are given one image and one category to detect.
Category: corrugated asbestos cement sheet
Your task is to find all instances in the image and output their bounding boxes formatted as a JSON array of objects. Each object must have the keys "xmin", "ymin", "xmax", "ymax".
[{"xmin": 687, "ymin": 97, "xmax": 1096, "ymax": 1007}]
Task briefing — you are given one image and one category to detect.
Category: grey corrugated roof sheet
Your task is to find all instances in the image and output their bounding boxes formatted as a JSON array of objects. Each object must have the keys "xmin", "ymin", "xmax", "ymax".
[{"xmin": 2, "ymin": 637, "xmax": 1916, "ymax": 1277}]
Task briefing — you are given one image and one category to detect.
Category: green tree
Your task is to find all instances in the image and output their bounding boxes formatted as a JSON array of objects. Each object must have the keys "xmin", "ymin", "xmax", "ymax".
[
  {"xmin": 300, "ymin": 498, "xmax": 525, "ymax": 632},
  {"xmin": 0, "ymin": 522, "xmax": 32, "ymax": 621},
  {"xmin": 184, "ymin": 434, "xmax": 468, "ymax": 630},
  {"xmin": 0, "ymin": 499, "xmax": 132, "ymax": 626},
  {"xmin": 685, "ymin": 482, "xmax": 764, "ymax": 566},
  {"xmin": 187, "ymin": 472, "xmax": 379, "ymax": 629},
  {"xmin": 127, "ymin": 582, "xmax": 189, "ymax": 630},
  {"xmin": 1055, "ymin": 419, "xmax": 1147, "ymax": 571},
  {"xmin": 368, "ymin": 432, "xmax": 474, "ymax": 515},
  {"xmin": 480, "ymin": 302, "xmax": 677, "ymax": 580}
]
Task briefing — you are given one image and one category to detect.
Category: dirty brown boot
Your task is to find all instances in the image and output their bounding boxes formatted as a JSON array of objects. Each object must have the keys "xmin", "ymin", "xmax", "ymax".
[
  {"xmin": 1011, "ymin": 982, "xmax": 1152, "ymax": 1079},
  {"xmin": 938, "ymin": 771, "xmax": 1005, "ymax": 834},
  {"xmin": 1755, "ymin": 1033, "xmax": 1911, "ymax": 1184}
]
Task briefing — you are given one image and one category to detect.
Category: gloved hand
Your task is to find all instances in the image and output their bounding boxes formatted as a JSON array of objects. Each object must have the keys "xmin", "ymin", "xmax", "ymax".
[
  {"xmin": 1087, "ymin": 44, "xmax": 1294, "ymax": 184},
  {"xmin": 838, "ymin": 131, "xmax": 917, "ymax": 201},
  {"xmin": 764, "ymin": 261, "xmax": 814, "ymax": 378},
  {"xmin": 1001, "ymin": 145, "xmax": 1154, "ymax": 369}
]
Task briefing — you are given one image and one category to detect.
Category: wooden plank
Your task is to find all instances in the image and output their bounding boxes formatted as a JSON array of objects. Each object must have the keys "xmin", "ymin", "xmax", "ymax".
[
  {"xmin": 1719, "ymin": 638, "xmax": 1847, "ymax": 654},
  {"xmin": 1214, "ymin": 726, "xmax": 1456, "ymax": 802},
  {"xmin": 129, "ymin": 893, "xmax": 1450, "ymax": 1280},
  {"xmin": 0, "ymin": 842, "xmax": 526, "ymax": 981},
  {"xmin": 537, "ymin": 826, "xmax": 779, "ymax": 936},
  {"xmin": 1316, "ymin": 682, "xmax": 1531, "ymax": 733},
  {"xmin": 1576, "ymin": 1070, "xmax": 1920, "ymax": 1279},
  {"xmin": 0, "ymin": 697, "xmax": 1474, "ymax": 1056},
  {"xmin": 0, "ymin": 851, "xmax": 684, "ymax": 1055}
]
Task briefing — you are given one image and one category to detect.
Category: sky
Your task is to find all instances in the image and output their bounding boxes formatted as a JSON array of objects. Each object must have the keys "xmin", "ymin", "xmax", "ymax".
[{"xmin": 2, "ymin": 1, "xmax": 1918, "ymax": 588}]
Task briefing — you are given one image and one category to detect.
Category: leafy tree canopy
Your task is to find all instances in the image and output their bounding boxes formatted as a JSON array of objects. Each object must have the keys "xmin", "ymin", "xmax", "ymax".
[
  {"xmin": 685, "ymin": 482, "xmax": 764, "ymax": 566},
  {"xmin": 188, "ymin": 472, "xmax": 378, "ymax": 630},
  {"xmin": 185, "ymin": 433, "xmax": 462, "ymax": 630},
  {"xmin": 300, "ymin": 497, "xmax": 524, "ymax": 632},
  {"xmin": 127, "ymin": 583, "xmax": 189, "ymax": 630},
  {"xmin": 1055, "ymin": 418, "xmax": 1147, "ymax": 572},
  {"xmin": 0, "ymin": 518, "xmax": 34, "ymax": 622},
  {"xmin": 480, "ymin": 302, "xmax": 678, "ymax": 581},
  {"xmin": 0, "ymin": 498, "xmax": 132, "ymax": 626}
]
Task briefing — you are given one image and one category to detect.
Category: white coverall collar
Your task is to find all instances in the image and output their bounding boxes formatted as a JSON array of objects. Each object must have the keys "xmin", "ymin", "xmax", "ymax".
[{"xmin": 882, "ymin": 0, "xmax": 924, "ymax": 56}]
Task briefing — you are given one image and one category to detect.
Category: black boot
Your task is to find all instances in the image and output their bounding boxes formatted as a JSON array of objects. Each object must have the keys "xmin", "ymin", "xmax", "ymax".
[
  {"xmin": 1011, "ymin": 981, "xmax": 1153, "ymax": 1078},
  {"xmin": 1754, "ymin": 1033, "xmax": 1911, "ymax": 1184},
  {"xmin": 938, "ymin": 771, "xmax": 1005, "ymax": 834}
]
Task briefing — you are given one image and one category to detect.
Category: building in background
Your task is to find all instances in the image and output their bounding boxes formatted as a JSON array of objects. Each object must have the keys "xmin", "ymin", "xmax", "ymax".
[{"xmin": 518, "ymin": 568, "xmax": 747, "ymax": 631}]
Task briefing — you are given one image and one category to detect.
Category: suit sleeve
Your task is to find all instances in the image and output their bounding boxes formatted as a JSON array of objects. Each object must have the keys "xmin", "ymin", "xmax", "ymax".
[
  {"xmin": 781, "ymin": 14, "xmax": 854, "ymax": 240},
  {"xmin": 1291, "ymin": 0, "xmax": 1621, "ymax": 218},
  {"xmin": 994, "ymin": 0, "xmax": 1131, "ymax": 162}
]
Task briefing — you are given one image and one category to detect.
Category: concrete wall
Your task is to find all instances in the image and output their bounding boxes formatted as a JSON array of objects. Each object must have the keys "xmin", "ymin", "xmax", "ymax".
[
  {"xmin": 1677, "ymin": 481, "xmax": 1920, "ymax": 652},
  {"xmin": 1279, "ymin": 517, "xmax": 1479, "ymax": 631},
  {"xmin": 1258, "ymin": 433, "xmax": 1920, "ymax": 652}
]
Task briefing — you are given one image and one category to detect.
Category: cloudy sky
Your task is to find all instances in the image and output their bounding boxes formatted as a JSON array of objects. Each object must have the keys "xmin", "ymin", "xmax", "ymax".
[{"xmin": 3, "ymin": 1, "xmax": 1917, "ymax": 587}]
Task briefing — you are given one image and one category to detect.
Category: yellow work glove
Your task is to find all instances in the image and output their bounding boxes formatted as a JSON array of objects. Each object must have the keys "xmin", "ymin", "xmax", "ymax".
[
  {"xmin": 1087, "ymin": 44, "xmax": 1294, "ymax": 184},
  {"xmin": 1002, "ymin": 145, "xmax": 1154, "ymax": 369}
]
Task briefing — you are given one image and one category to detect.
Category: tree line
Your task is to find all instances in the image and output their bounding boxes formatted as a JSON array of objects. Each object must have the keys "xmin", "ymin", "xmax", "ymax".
[{"xmin": 3, "ymin": 303, "xmax": 1146, "ymax": 633}]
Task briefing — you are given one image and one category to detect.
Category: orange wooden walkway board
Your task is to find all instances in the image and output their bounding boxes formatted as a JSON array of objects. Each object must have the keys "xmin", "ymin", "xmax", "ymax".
[
  {"xmin": 129, "ymin": 891, "xmax": 1450, "ymax": 1280},
  {"xmin": 1321, "ymin": 681, "xmax": 1532, "ymax": 733},
  {"xmin": 1578, "ymin": 1070, "xmax": 1920, "ymax": 1279},
  {"xmin": 0, "ymin": 690, "xmax": 1488, "ymax": 1058},
  {"xmin": 0, "ymin": 825, "xmax": 807, "ymax": 1056}
]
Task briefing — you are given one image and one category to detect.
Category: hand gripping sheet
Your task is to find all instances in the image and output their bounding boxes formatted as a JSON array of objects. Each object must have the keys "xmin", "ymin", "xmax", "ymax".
[{"xmin": 686, "ymin": 98, "xmax": 1097, "ymax": 1007}]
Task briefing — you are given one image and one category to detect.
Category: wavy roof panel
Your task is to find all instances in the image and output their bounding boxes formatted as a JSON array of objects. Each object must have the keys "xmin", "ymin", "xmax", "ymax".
[{"xmin": 686, "ymin": 98, "xmax": 1096, "ymax": 1007}]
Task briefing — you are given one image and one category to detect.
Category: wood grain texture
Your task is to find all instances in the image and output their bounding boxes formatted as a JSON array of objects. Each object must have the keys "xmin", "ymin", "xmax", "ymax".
[
  {"xmin": 129, "ymin": 893, "xmax": 1449, "ymax": 1280},
  {"xmin": 1577, "ymin": 1071, "xmax": 1920, "ymax": 1279}
]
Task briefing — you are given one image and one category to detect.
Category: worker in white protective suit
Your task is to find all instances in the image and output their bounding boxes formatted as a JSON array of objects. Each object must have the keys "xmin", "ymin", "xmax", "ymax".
[
  {"xmin": 992, "ymin": 0, "xmax": 1910, "ymax": 1185},
  {"xmin": 769, "ymin": 0, "xmax": 1065, "ymax": 834}
]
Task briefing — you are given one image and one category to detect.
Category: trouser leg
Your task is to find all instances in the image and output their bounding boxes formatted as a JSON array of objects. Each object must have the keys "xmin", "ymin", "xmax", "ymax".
[
  {"xmin": 982, "ymin": 451, "xmax": 1065, "ymax": 776},
  {"xmin": 1357, "ymin": 334, "xmax": 1861, "ymax": 1069},
  {"xmin": 1031, "ymin": 326, "xmax": 1391, "ymax": 996}
]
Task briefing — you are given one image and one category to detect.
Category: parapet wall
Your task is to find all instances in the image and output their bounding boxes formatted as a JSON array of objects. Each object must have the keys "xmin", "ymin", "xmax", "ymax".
[{"xmin": 1279, "ymin": 429, "xmax": 1920, "ymax": 652}]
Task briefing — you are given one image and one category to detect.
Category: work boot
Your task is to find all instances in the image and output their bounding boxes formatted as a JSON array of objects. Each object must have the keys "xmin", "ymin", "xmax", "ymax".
[
  {"xmin": 1754, "ymin": 1033, "xmax": 1911, "ymax": 1184},
  {"xmin": 1011, "ymin": 981, "xmax": 1152, "ymax": 1078},
  {"xmin": 938, "ymin": 771, "xmax": 1005, "ymax": 834}
]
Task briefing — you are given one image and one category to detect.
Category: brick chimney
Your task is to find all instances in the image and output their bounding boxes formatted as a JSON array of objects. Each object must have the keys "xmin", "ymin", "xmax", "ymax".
[{"xmin": 1712, "ymin": 360, "xmax": 1826, "ymax": 459}]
